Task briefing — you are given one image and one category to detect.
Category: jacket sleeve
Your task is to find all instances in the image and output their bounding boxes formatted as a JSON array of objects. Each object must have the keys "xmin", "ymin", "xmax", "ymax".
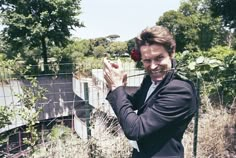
[{"xmin": 106, "ymin": 80, "xmax": 197, "ymax": 140}]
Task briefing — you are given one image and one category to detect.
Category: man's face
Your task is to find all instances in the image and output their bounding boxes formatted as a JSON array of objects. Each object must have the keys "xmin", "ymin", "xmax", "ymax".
[{"xmin": 140, "ymin": 44, "xmax": 174, "ymax": 81}]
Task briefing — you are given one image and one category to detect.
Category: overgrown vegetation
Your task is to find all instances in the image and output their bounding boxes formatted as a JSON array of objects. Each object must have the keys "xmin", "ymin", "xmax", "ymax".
[
  {"xmin": 175, "ymin": 46, "xmax": 235, "ymax": 106},
  {"xmin": 31, "ymin": 125, "xmax": 90, "ymax": 158},
  {"xmin": 0, "ymin": 59, "xmax": 47, "ymax": 151},
  {"xmin": 183, "ymin": 104, "xmax": 236, "ymax": 157},
  {"xmin": 29, "ymin": 110, "xmax": 132, "ymax": 158},
  {"xmin": 25, "ymin": 104, "xmax": 235, "ymax": 157},
  {"xmin": 0, "ymin": 106, "xmax": 13, "ymax": 129}
]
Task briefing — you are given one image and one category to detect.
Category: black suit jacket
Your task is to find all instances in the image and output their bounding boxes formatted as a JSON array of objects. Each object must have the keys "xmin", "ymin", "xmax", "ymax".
[{"xmin": 106, "ymin": 66, "xmax": 197, "ymax": 158}]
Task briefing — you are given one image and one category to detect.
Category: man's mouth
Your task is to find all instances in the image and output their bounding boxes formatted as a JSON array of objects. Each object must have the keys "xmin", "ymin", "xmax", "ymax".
[{"xmin": 151, "ymin": 69, "xmax": 163, "ymax": 74}]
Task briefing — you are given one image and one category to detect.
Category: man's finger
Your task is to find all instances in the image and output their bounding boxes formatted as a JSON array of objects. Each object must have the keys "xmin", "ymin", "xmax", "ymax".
[
  {"xmin": 117, "ymin": 58, "xmax": 122, "ymax": 69},
  {"xmin": 103, "ymin": 57, "xmax": 112, "ymax": 71}
]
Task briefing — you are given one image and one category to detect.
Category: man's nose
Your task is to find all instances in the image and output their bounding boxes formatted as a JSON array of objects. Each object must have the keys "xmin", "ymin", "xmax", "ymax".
[{"xmin": 150, "ymin": 60, "xmax": 159, "ymax": 69}]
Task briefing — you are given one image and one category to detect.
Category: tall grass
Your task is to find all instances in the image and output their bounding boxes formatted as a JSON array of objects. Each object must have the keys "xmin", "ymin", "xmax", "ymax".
[
  {"xmin": 29, "ymin": 103, "xmax": 235, "ymax": 158},
  {"xmin": 30, "ymin": 109, "xmax": 132, "ymax": 158},
  {"xmin": 183, "ymin": 103, "xmax": 236, "ymax": 157}
]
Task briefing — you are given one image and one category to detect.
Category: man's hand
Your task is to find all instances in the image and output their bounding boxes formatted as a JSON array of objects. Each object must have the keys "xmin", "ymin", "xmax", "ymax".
[{"xmin": 103, "ymin": 57, "xmax": 127, "ymax": 91}]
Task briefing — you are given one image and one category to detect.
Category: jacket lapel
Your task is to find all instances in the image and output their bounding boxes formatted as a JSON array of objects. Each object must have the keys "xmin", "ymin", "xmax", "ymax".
[{"xmin": 138, "ymin": 59, "xmax": 177, "ymax": 113}]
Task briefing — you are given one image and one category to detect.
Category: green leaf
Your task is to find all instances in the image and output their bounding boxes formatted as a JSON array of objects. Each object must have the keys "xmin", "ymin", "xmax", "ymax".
[
  {"xmin": 196, "ymin": 71, "xmax": 202, "ymax": 78},
  {"xmin": 196, "ymin": 56, "xmax": 205, "ymax": 64},
  {"xmin": 188, "ymin": 62, "xmax": 196, "ymax": 70},
  {"xmin": 208, "ymin": 59, "xmax": 222, "ymax": 68},
  {"xmin": 219, "ymin": 66, "xmax": 225, "ymax": 71}
]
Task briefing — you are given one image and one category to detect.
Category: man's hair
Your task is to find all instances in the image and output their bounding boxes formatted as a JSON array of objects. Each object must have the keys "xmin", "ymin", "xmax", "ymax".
[{"xmin": 135, "ymin": 25, "xmax": 176, "ymax": 55}]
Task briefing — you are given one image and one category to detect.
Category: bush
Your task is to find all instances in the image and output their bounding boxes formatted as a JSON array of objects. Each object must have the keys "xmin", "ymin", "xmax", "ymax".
[{"xmin": 175, "ymin": 47, "xmax": 235, "ymax": 106}]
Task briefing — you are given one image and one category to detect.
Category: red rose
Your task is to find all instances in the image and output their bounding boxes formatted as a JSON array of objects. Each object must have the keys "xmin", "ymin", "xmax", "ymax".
[{"xmin": 130, "ymin": 48, "xmax": 141, "ymax": 62}]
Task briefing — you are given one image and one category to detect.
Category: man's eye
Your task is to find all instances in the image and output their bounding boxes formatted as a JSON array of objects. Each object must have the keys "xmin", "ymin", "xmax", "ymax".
[
  {"xmin": 143, "ymin": 59, "xmax": 151, "ymax": 63},
  {"xmin": 155, "ymin": 56, "xmax": 164, "ymax": 61}
]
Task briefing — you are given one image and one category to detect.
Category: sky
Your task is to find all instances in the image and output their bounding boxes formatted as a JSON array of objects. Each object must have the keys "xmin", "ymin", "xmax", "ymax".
[{"xmin": 71, "ymin": 0, "xmax": 182, "ymax": 41}]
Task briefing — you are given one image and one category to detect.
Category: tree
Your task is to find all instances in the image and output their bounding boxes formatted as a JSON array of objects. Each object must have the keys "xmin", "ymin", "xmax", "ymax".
[
  {"xmin": 63, "ymin": 39, "xmax": 93, "ymax": 62},
  {"xmin": 106, "ymin": 41, "xmax": 128, "ymax": 57},
  {"xmin": 93, "ymin": 45, "xmax": 106, "ymax": 58},
  {"xmin": 209, "ymin": 0, "xmax": 236, "ymax": 48},
  {"xmin": 157, "ymin": 10, "xmax": 191, "ymax": 52},
  {"xmin": 106, "ymin": 34, "xmax": 120, "ymax": 42},
  {"xmin": 0, "ymin": 0, "xmax": 84, "ymax": 69},
  {"xmin": 210, "ymin": 0, "xmax": 236, "ymax": 28},
  {"xmin": 91, "ymin": 37, "xmax": 110, "ymax": 48},
  {"xmin": 157, "ymin": 0, "xmax": 227, "ymax": 52}
]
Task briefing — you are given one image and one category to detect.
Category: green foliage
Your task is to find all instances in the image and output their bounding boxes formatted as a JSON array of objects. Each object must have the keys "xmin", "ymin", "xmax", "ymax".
[
  {"xmin": 48, "ymin": 45, "xmax": 73, "ymax": 64},
  {"xmin": 207, "ymin": 46, "xmax": 234, "ymax": 59},
  {"xmin": 0, "ymin": 54, "xmax": 13, "ymax": 82},
  {"xmin": 48, "ymin": 124, "xmax": 72, "ymax": 141},
  {"xmin": 93, "ymin": 45, "xmax": 106, "ymax": 58},
  {"xmin": 176, "ymin": 46, "xmax": 235, "ymax": 106},
  {"xmin": 31, "ymin": 131, "xmax": 89, "ymax": 158},
  {"xmin": 15, "ymin": 76, "xmax": 47, "ymax": 147},
  {"xmin": 48, "ymin": 46, "xmax": 65, "ymax": 62},
  {"xmin": 0, "ymin": 53, "xmax": 6, "ymax": 61},
  {"xmin": 91, "ymin": 37, "xmax": 110, "ymax": 48},
  {"xmin": 30, "ymin": 117, "xmax": 131, "ymax": 158},
  {"xmin": 179, "ymin": 0, "xmax": 199, "ymax": 16},
  {"xmin": 64, "ymin": 39, "xmax": 93, "ymax": 62},
  {"xmin": 0, "ymin": 0, "xmax": 84, "ymax": 65},
  {"xmin": 74, "ymin": 56, "xmax": 103, "ymax": 77},
  {"xmin": 0, "ymin": 106, "xmax": 13, "ymax": 129},
  {"xmin": 0, "ymin": 58, "xmax": 47, "ymax": 148},
  {"xmin": 157, "ymin": 0, "xmax": 228, "ymax": 52},
  {"xmin": 210, "ymin": 0, "xmax": 236, "ymax": 28},
  {"xmin": 106, "ymin": 41, "xmax": 128, "ymax": 56},
  {"xmin": 0, "ymin": 55, "xmax": 30, "ymax": 81},
  {"xmin": 232, "ymin": 32, "xmax": 236, "ymax": 50},
  {"xmin": 106, "ymin": 34, "xmax": 120, "ymax": 41},
  {"xmin": 157, "ymin": 10, "xmax": 190, "ymax": 51}
]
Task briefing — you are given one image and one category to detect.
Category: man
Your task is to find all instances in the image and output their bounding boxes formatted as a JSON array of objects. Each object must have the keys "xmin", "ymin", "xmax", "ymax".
[{"xmin": 103, "ymin": 25, "xmax": 197, "ymax": 158}]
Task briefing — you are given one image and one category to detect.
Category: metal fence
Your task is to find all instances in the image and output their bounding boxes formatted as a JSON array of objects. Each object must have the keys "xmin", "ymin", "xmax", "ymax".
[
  {"xmin": 1, "ymin": 62, "xmax": 234, "ymax": 157},
  {"xmin": 0, "ymin": 62, "xmax": 134, "ymax": 157}
]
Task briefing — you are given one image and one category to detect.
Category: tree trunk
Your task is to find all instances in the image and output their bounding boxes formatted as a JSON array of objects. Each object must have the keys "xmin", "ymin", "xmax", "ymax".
[{"xmin": 41, "ymin": 36, "xmax": 49, "ymax": 72}]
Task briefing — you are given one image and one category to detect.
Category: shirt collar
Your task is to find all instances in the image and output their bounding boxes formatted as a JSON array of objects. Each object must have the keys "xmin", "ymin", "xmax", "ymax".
[{"xmin": 152, "ymin": 80, "xmax": 161, "ymax": 85}]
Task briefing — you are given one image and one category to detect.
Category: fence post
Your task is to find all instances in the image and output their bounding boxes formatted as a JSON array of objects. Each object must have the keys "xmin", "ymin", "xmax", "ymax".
[
  {"xmin": 7, "ymin": 136, "xmax": 9, "ymax": 154},
  {"xmin": 19, "ymin": 131, "xmax": 22, "ymax": 152},
  {"xmin": 193, "ymin": 78, "xmax": 200, "ymax": 158},
  {"xmin": 84, "ymin": 82, "xmax": 94, "ymax": 157},
  {"xmin": 84, "ymin": 82, "xmax": 91, "ymax": 138}
]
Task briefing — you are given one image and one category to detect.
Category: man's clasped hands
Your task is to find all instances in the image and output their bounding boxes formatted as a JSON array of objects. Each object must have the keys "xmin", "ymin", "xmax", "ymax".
[{"xmin": 103, "ymin": 58, "xmax": 127, "ymax": 91}]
